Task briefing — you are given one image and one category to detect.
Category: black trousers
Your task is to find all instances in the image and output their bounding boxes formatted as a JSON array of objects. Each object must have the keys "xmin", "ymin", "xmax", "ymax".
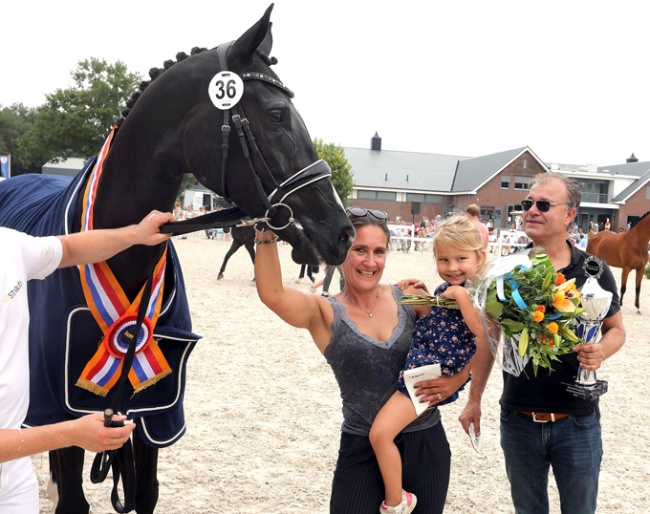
[{"xmin": 330, "ymin": 423, "xmax": 451, "ymax": 514}]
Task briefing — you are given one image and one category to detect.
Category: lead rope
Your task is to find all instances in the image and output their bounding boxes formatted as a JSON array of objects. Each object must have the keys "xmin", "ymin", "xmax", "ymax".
[{"xmin": 90, "ymin": 245, "xmax": 163, "ymax": 513}]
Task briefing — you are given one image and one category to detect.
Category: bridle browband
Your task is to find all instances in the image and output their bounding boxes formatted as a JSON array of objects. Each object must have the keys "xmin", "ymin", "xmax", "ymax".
[{"xmin": 160, "ymin": 40, "xmax": 332, "ymax": 235}]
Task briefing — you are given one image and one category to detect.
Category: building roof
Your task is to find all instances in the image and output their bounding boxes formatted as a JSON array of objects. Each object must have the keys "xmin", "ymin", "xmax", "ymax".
[
  {"xmin": 343, "ymin": 147, "xmax": 471, "ymax": 192},
  {"xmin": 344, "ymin": 145, "xmax": 546, "ymax": 194}
]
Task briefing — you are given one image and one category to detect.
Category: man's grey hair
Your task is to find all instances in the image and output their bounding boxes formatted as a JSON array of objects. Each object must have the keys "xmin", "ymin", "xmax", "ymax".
[{"xmin": 529, "ymin": 171, "xmax": 582, "ymax": 209}]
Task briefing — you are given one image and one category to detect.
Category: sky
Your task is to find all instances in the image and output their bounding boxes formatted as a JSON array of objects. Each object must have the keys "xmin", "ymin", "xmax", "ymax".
[{"xmin": 2, "ymin": 0, "xmax": 649, "ymax": 167}]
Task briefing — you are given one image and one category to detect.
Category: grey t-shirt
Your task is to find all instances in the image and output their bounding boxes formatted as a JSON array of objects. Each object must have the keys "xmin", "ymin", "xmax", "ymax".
[{"xmin": 324, "ymin": 285, "xmax": 441, "ymax": 436}]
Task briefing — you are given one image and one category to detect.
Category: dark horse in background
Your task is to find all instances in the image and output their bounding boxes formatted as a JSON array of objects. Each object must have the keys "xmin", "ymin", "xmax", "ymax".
[
  {"xmin": 217, "ymin": 225, "xmax": 256, "ymax": 280},
  {"xmin": 0, "ymin": 5, "xmax": 352, "ymax": 513},
  {"xmin": 587, "ymin": 210, "xmax": 650, "ymax": 310}
]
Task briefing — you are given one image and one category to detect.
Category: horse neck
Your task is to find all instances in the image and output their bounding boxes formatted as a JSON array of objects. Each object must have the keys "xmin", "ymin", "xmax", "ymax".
[
  {"xmin": 78, "ymin": 135, "xmax": 184, "ymax": 300},
  {"xmin": 630, "ymin": 214, "xmax": 650, "ymax": 243}
]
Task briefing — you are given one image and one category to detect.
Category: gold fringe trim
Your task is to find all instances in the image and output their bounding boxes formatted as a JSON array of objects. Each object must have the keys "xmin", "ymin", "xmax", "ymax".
[
  {"xmin": 132, "ymin": 369, "xmax": 172, "ymax": 396},
  {"xmin": 75, "ymin": 378, "xmax": 109, "ymax": 397}
]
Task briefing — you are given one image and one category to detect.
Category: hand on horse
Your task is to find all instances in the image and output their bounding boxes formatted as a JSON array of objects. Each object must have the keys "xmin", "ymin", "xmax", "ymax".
[{"xmin": 72, "ymin": 412, "xmax": 136, "ymax": 453}]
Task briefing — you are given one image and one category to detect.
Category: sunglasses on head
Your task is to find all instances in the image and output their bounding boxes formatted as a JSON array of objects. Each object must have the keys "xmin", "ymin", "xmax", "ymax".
[
  {"xmin": 521, "ymin": 199, "xmax": 569, "ymax": 213},
  {"xmin": 346, "ymin": 207, "xmax": 388, "ymax": 220}
]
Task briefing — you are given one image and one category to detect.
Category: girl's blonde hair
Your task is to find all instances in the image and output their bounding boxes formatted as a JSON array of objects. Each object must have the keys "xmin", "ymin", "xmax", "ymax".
[{"xmin": 433, "ymin": 214, "xmax": 487, "ymax": 275}]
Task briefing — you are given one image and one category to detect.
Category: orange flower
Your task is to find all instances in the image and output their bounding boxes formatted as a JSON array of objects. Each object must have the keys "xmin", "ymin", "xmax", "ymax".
[
  {"xmin": 532, "ymin": 310, "xmax": 545, "ymax": 322},
  {"xmin": 547, "ymin": 322, "xmax": 559, "ymax": 334},
  {"xmin": 555, "ymin": 272, "xmax": 566, "ymax": 286},
  {"xmin": 536, "ymin": 305, "xmax": 546, "ymax": 313}
]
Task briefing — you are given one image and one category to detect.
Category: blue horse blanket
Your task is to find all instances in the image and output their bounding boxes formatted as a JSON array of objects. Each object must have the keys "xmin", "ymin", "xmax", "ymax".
[{"xmin": 0, "ymin": 159, "xmax": 200, "ymax": 448}]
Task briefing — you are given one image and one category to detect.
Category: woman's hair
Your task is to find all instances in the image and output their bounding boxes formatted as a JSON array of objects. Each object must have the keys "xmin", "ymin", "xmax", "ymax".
[
  {"xmin": 433, "ymin": 214, "xmax": 486, "ymax": 275},
  {"xmin": 348, "ymin": 212, "xmax": 391, "ymax": 248}
]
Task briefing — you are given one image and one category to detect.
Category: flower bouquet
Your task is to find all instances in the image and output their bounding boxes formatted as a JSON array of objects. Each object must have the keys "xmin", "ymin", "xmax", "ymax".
[{"xmin": 402, "ymin": 249, "xmax": 586, "ymax": 376}]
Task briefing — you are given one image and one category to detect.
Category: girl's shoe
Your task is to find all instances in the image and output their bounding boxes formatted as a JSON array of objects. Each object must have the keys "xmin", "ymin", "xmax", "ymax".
[{"xmin": 379, "ymin": 490, "xmax": 417, "ymax": 514}]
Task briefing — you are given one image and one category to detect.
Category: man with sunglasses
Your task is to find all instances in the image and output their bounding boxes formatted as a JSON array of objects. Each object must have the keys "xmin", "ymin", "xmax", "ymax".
[{"xmin": 474, "ymin": 171, "xmax": 626, "ymax": 513}]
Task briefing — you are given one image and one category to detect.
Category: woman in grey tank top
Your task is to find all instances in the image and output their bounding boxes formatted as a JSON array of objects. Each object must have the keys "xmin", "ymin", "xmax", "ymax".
[{"xmin": 254, "ymin": 208, "xmax": 472, "ymax": 514}]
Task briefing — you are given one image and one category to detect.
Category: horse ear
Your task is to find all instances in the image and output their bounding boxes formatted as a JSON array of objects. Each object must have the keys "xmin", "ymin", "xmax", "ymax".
[{"xmin": 230, "ymin": 3, "xmax": 274, "ymax": 65}]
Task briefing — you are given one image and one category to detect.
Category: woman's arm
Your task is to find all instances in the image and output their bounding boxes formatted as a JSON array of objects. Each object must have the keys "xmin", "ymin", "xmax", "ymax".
[{"xmin": 254, "ymin": 231, "xmax": 332, "ymax": 352}]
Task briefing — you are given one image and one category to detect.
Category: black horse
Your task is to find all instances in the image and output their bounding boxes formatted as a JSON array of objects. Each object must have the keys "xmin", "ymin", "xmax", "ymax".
[
  {"xmin": 0, "ymin": 5, "xmax": 353, "ymax": 513},
  {"xmin": 217, "ymin": 225, "xmax": 256, "ymax": 280}
]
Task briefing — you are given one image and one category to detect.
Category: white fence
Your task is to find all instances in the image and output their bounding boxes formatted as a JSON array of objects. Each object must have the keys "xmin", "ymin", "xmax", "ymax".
[{"xmin": 388, "ymin": 228, "xmax": 531, "ymax": 255}]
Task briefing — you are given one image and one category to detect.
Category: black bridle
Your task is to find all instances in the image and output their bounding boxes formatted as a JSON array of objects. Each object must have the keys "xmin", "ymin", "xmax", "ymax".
[{"xmin": 160, "ymin": 40, "xmax": 333, "ymax": 236}]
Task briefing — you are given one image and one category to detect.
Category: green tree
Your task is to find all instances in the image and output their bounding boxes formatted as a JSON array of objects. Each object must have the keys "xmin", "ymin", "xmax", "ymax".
[
  {"xmin": 313, "ymin": 138, "xmax": 354, "ymax": 207},
  {"xmin": 0, "ymin": 103, "xmax": 39, "ymax": 175},
  {"xmin": 20, "ymin": 58, "xmax": 141, "ymax": 167}
]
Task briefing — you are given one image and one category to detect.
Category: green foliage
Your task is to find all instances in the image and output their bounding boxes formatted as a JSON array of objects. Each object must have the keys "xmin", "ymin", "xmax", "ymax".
[
  {"xmin": 19, "ymin": 58, "xmax": 141, "ymax": 167},
  {"xmin": 312, "ymin": 138, "xmax": 354, "ymax": 207},
  {"xmin": 645, "ymin": 262, "xmax": 650, "ymax": 280},
  {"xmin": 0, "ymin": 103, "xmax": 39, "ymax": 175}
]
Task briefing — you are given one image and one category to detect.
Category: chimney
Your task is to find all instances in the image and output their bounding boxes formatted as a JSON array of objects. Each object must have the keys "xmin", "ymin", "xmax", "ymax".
[
  {"xmin": 626, "ymin": 153, "xmax": 638, "ymax": 163},
  {"xmin": 371, "ymin": 132, "xmax": 382, "ymax": 151}
]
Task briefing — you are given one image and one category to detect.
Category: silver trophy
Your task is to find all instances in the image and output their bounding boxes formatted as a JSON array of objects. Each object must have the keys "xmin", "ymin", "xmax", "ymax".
[{"xmin": 565, "ymin": 256, "xmax": 612, "ymax": 400}]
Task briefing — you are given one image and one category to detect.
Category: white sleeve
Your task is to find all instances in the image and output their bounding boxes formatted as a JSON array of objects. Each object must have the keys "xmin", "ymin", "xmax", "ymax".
[{"xmin": 18, "ymin": 232, "xmax": 63, "ymax": 281}]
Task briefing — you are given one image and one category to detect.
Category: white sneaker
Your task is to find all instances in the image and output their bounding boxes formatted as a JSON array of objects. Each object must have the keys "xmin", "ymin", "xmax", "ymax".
[{"xmin": 379, "ymin": 491, "xmax": 417, "ymax": 514}]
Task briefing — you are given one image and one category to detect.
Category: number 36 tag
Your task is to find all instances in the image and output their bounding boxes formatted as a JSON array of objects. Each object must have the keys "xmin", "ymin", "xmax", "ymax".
[{"xmin": 208, "ymin": 71, "xmax": 244, "ymax": 110}]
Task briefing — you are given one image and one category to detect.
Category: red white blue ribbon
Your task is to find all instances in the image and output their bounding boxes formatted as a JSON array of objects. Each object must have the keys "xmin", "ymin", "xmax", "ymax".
[{"xmin": 76, "ymin": 128, "xmax": 171, "ymax": 397}]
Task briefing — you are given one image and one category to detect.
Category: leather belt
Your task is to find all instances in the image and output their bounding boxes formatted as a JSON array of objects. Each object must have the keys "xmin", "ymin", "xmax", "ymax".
[{"xmin": 519, "ymin": 411, "xmax": 569, "ymax": 423}]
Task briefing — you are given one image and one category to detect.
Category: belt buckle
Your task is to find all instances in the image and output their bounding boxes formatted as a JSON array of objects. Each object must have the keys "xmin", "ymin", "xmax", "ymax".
[{"xmin": 532, "ymin": 412, "xmax": 554, "ymax": 423}]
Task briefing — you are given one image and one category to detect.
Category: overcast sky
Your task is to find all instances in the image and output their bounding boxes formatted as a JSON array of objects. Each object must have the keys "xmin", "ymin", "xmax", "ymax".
[{"xmin": 2, "ymin": 0, "xmax": 648, "ymax": 167}]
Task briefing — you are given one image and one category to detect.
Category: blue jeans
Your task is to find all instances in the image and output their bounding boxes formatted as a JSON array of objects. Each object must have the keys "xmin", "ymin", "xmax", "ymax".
[{"xmin": 500, "ymin": 408, "xmax": 602, "ymax": 514}]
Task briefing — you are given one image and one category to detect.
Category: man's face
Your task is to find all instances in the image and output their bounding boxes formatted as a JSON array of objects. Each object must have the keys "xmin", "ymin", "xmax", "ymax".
[{"xmin": 521, "ymin": 179, "xmax": 575, "ymax": 244}]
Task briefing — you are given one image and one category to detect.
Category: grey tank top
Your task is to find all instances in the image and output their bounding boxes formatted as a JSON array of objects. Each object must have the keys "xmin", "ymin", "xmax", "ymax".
[{"xmin": 324, "ymin": 285, "xmax": 441, "ymax": 436}]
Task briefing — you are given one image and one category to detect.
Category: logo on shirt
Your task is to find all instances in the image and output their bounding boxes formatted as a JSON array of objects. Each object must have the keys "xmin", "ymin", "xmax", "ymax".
[{"xmin": 2, "ymin": 279, "xmax": 23, "ymax": 303}]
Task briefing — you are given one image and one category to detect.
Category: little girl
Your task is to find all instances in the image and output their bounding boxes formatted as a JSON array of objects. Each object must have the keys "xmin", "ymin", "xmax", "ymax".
[{"xmin": 369, "ymin": 214, "xmax": 487, "ymax": 514}]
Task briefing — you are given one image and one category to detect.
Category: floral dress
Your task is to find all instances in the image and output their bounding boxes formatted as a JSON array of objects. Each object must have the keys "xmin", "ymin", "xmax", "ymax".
[{"xmin": 395, "ymin": 282, "xmax": 477, "ymax": 404}]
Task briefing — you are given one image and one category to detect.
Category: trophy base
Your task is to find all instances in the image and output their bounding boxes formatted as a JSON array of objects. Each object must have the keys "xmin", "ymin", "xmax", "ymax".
[{"xmin": 564, "ymin": 380, "xmax": 608, "ymax": 401}]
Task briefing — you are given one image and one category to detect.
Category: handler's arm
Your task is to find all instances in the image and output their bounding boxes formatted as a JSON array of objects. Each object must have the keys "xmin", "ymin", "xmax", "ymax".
[
  {"xmin": 57, "ymin": 210, "xmax": 174, "ymax": 268},
  {"xmin": 254, "ymin": 231, "xmax": 331, "ymax": 352},
  {"xmin": 0, "ymin": 413, "xmax": 134, "ymax": 464}
]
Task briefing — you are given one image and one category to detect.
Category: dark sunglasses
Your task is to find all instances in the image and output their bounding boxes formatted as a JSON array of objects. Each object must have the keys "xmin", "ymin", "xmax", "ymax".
[
  {"xmin": 346, "ymin": 207, "xmax": 388, "ymax": 220},
  {"xmin": 521, "ymin": 199, "xmax": 569, "ymax": 213}
]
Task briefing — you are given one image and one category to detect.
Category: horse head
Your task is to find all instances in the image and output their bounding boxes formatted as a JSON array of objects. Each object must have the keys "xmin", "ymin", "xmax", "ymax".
[{"xmin": 113, "ymin": 4, "xmax": 353, "ymax": 266}]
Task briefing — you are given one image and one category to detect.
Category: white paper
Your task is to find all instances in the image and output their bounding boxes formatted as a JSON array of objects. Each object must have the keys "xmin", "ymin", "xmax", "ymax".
[
  {"xmin": 402, "ymin": 363, "xmax": 442, "ymax": 416},
  {"xmin": 469, "ymin": 422, "xmax": 483, "ymax": 453}
]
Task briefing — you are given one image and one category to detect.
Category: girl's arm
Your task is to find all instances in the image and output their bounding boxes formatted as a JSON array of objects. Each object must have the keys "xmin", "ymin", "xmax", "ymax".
[
  {"xmin": 254, "ymin": 231, "xmax": 332, "ymax": 353},
  {"xmin": 441, "ymin": 286, "xmax": 485, "ymax": 338}
]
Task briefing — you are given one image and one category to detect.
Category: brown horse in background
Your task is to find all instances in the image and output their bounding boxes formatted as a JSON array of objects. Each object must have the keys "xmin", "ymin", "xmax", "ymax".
[{"xmin": 587, "ymin": 210, "xmax": 650, "ymax": 310}]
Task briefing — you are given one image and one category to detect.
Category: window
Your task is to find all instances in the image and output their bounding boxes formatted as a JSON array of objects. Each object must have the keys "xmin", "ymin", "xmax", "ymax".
[
  {"xmin": 513, "ymin": 176, "xmax": 531, "ymax": 190},
  {"xmin": 377, "ymin": 191, "xmax": 396, "ymax": 201},
  {"xmin": 405, "ymin": 193, "xmax": 444, "ymax": 204},
  {"xmin": 523, "ymin": 158, "xmax": 528, "ymax": 169},
  {"xmin": 501, "ymin": 176, "xmax": 510, "ymax": 189},
  {"xmin": 358, "ymin": 190, "xmax": 397, "ymax": 201}
]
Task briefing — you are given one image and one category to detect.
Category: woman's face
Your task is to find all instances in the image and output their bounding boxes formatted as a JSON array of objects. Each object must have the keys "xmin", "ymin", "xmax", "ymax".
[{"xmin": 341, "ymin": 225, "xmax": 388, "ymax": 291}]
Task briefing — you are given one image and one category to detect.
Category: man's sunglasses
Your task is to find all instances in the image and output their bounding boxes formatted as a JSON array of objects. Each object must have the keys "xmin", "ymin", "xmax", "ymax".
[
  {"xmin": 346, "ymin": 207, "xmax": 388, "ymax": 220},
  {"xmin": 520, "ymin": 199, "xmax": 569, "ymax": 213}
]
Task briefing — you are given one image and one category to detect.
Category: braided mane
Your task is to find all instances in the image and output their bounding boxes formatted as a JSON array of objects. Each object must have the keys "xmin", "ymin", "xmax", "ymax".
[
  {"xmin": 116, "ymin": 47, "xmax": 208, "ymax": 127},
  {"xmin": 116, "ymin": 47, "xmax": 279, "ymax": 127}
]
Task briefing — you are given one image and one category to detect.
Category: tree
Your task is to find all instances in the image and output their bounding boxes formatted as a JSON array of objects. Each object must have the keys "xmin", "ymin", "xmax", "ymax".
[
  {"xmin": 19, "ymin": 58, "xmax": 141, "ymax": 166},
  {"xmin": 0, "ymin": 103, "xmax": 39, "ymax": 175},
  {"xmin": 313, "ymin": 138, "xmax": 354, "ymax": 207}
]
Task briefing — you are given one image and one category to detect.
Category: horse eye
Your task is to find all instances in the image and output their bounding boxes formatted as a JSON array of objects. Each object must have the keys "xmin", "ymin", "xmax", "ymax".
[{"xmin": 268, "ymin": 111, "xmax": 283, "ymax": 123}]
